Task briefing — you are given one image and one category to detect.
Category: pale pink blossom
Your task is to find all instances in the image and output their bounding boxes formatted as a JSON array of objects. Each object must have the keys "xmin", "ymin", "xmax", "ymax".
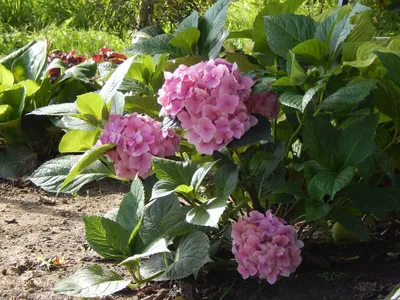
[
  {"xmin": 246, "ymin": 91, "xmax": 280, "ymax": 120},
  {"xmin": 232, "ymin": 210, "xmax": 303, "ymax": 284},
  {"xmin": 97, "ymin": 113, "xmax": 180, "ymax": 179},
  {"xmin": 157, "ymin": 58, "xmax": 256, "ymax": 154}
]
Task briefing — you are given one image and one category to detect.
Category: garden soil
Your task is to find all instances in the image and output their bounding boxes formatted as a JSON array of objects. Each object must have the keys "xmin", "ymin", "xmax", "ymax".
[{"xmin": 1, "ymin": 179, "xmax": 400, "ymax": 300}]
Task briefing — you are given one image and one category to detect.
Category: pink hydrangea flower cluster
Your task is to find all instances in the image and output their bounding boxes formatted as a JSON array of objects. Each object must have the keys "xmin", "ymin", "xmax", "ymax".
[
  {"xmin": 232, "ymin": 210, "xmax": 304, "ymax": 284},
  {"xmin": 98, "ymin": 113, "xmax": 180, "ymax": 179},
  {"xmin": 157, "ymin": 58, "xmax": 257, "ymax": 154},
  {"xmin": 246, "ymin": 91, "xmax": 280, "ymax": 120}
]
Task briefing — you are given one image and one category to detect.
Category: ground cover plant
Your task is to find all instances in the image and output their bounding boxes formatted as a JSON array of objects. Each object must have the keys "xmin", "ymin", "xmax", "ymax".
[{"xmin": 1, "ymin": 0, "xmax": 400, "ymax": 298}]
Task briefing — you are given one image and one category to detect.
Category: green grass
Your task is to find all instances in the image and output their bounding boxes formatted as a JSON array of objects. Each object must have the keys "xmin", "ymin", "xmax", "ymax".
[{"xmin": 0, "ymin": 24, "xmax": 130, "ymax": 57}]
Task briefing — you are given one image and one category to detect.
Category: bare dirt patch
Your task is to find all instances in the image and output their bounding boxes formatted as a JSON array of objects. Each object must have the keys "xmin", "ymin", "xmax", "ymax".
[{"xmin": 1, "ymin": 179, "xmax": 399, "ymax": 300}]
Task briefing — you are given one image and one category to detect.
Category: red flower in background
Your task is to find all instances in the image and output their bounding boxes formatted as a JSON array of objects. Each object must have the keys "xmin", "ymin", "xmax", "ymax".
[{"xmin": 92, "ymin": 48, "xmax": 127, "ymax": 65}]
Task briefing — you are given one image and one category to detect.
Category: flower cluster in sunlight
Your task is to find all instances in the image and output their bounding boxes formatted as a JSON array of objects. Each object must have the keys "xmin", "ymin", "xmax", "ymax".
[
  {"xmin": 232, "ymin": 210, "xmax": 303, "ymax": 284},
  {"xmin": 98, "ymin": 113, "xmax": 180, "ymax": 179},
  {"xmin": 246, "ymin": 91, "xmax": 280, "ymax": 120},
  {"xmin": 157, "ymin": 58, "xmax": 257, "ymax": 154}
]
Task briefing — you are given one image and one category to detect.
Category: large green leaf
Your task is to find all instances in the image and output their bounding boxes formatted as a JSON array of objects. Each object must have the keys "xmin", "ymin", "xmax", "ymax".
[
  {"xmin": 0, "ymin": 41, "xmax": 35, "ymax": 70},
  {"xmin": 160, "ymin": 207, "xmax": 195, "ymax": 237},
  {"xmin": 100, "ymin": 57, "xmax": 134, "ymax": 103},
  {"xmin": 170, "ymin": 28, "xmax": 201, "ymax": 55},
  {"xmin": 190, "ymin": 161, "xmax": 218, "ymax": 194},
  {"xmin": 176, "ymin": 11, "xmax": 199, "ymax": 33},
  {"xmin": 0, "ymin": 146, "xmax": 38, "ymax": 179},
  {"xmin": 198, "ymin": 0, "xmax": 231, "ymax": 58},
  {"xmin": 186, "ymin": 197, "xmax": 227, "ymax": 228},
  {"xmin": 61, "ymin": 144, "xmax": 116, "ymax": 190},
  {"xmin": 375, "ymin": 80, "xmax": 400, "ymax": 126},
  {"xmin": 264, "ymin": 14, "xmax": 317, "ymax": 57},
  {"xmin": 375, "ymin": 51, "xmax": 400, "ymax": 86},
  {"xmin": 164, "ymin": 231, "xmax": 211, "ymax": 280},
  {"xmin": 140, "ymin": 194, "xmax": 180, "ymax": 244},
  {"xmin": 303, "ymin": 116, "xmax": 337, "ymax": 168},
  {"xmin": 311, "ymin": 166, "xmax": 355, "ymax": 198},
  {"xmin": 336, "ymin": 115, "xmax": 379, "ymax": 167},
  {"xmin": 279, "ymin": 92, "xmax": 303, "ymax": 111},
  {"xmin": 28, "ymin": 103, "xmax": 79, "ymax": 116},
  {"xmin": 125, "ymin": 34, "xmax": 188, "ymax": 57},
  {"xmin": 343, "ymin": 184, "xmax": 400, "ymax": 216},
  {"xmin": 84, "ymin": 216, "xmax": 130, "ymax": 260},
  {"xmin": 215, "ymin": 164, "xmax": 239, "ymax": 199},
  {"xmin": 0, "ymin": 64, "xmax": 14, "ymax": 86},
  {"xmin": 54, "ymin": 266, "xmax": 130, "ymax": 297},
  {"xmin": 29, "ymin": 155, "xmax": 111, "ymax": 193},
  {"xmin": 53, "ymin": 60, "xmax": 97, "ymax": 85},
  {"xmin": 116, "ymin": 178, "xmax": 145, "ymax": 232},
  {"xmin": 332, "ymin": 211, "xmax": 369, "ymax": 241},
  {"xmin": 120, "ymin": 238, "xmax": 170, "ymax": 266},
  {"xmin": 305, "ymin": 198, "xmax": 329, "ymax": 221},
  {"xmin": 124, "ymin": 95, "xmax": 160, "ymax": 117},
  {"xmin": 291, "ymin": 39, "xmax": 329, "ymax": 65},
  {"xmin": 76, "ymin": 92, "xmax": 106, "ymax": 123},
  {"xmin": 315, "ymin": 9, "xmax": 339, "ymax": 42},
  {"xmin": 58, "ymin": 130, "xmax": 99, "ymax": 153},
  {"xmin": 152, "ymin": 158, "xmax": 197, "ymax": 186},
  {"xmin": 151, "ymin": 180, "xmax": 178, "ymax": 200},
  {"xmin": 287, "ymin": 51, "xmax": 306, "ymax": 85},
  {"xmin": 0, "ymin": 87, "xmax": 25, "ymax": 120},
  {"xmin": 224, "ymin": 53, "xmax": 264, "ymax": 73},
  {"xmin": 319, "ymin": 79, "xmax": 377, "ymax": 112},
  {"xmin": 11, "ymin": 41, "xmax": 47, "ymax": 82},
  {"xmin": 347, "ymin": 11, "xmax": 376, "ymax": 43}
]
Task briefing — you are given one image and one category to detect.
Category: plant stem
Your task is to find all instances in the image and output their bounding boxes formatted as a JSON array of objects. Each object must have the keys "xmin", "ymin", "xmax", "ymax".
[
  {"xmin": 383, "ymin": 123, "xmax": 399, "ymax": 152},
  {"xmin": 246, "ymin": 182, "xmax": 264, "ymax": 213},
  {"xmin": 163, "ymin": 252, "xmax": 169, "ymax": 268},
  {"xmin": 283, "ymin": 199, "xmax": 300, "ymax": 220},
  {"xmin": 285, "ymin": 110, "xmax": 308, "ymax": 157}
]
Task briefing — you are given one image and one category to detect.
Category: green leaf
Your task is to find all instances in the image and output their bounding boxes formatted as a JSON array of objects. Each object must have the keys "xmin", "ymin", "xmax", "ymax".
[
  {"xmin": 29, "ymin": 155, "xmax": 111, "ymax": 193},
  {"xmin": 319, "ymin": 79, "xmax": 377, "ymax": 112},
  {"xmin": 301, "ymin": 83, "xmax": 323, "ymax": 112},
  {"xmin": 152, "ymin": 158, "xmax": 197, "ymax": 186},
  {"xmin": 100, "ymin": 57, "xmax": 134, "ymax": 103},
  {"xmin": 176, "ymin": 11, "xmax": 199, "ymax": 34},
  {"xmin": 191, "ymin": 161, "xmax": 218, "ymax": 194},
  {"xmin": 224, "ymin": 53, "xmax": 264, "ymax": 73},
  {"xmin": 0, "ymin": 86, "xmax": 25, "ymax": 120},
  {"xmin": 0, "ymin": 64, "xmax": 14, "ymax": 86},
  {"xmin": 315, "ymin": 9, "xmax": 339, "ymax": 42},
  {"xmin": 215, "ymin": 164, "xmax": 239, "ymax": 199},
  {"xmin": 346, "ymin": 11, "xmax": 376, "ymax": 43},
  {"xmin": 0, "ymin": 146, "xmax": 38, "ymax": 179},
  {"xmin": 125, "ymin": 34, "xmax": 188, "ymax": 57},
  {"xmin": 311, "ymin": 166, "xmax": 355, "ymax": 198},
  {"xmin": 54, "ymin": 60, "xmax": 96, "ymax": 86},
  {"xmin": 11, "ymin": 41, "xmax": 47, "ymax": 82},
  {"xmin": 151, "ymin": 180, "xmax": 177, "ymax": 200},
  {"xmin": 61, "ymin": 144, "xmax": 116, "ymax": 190},
  {"xmin": 83, "ymin": 216, "xmax": 130, "ymax": 260},
  {"xmin": 124, "ymin": 95, "xmax": 160, "ymax": 117},
  {"xmin": 375, "ymin": 80, "xmax": 400, "ymax": 126},
  {"xmin": 28, "ymin": 103, "xmax": 78, "ymax": 116},
  {"xmin": 279, "ymin": 92, "xmax": 303, "ymax": 111},
  {"xmin": 58, "ymin": 130, "xmax": 99, "ymax": 153},
  {"xmin": 76, "ymin": 92, "xmax": 106, "ymax": 123},
  {"xmin": 375, "ymin": 52, "xmax": 400, "ymax": 86},
  {"xmin": 264, "ymin": 14, "xmax": 317, "ymax": 57},
  {"xmin": 198, "ymin": 0, "xmax": 231, "ymax": 58},
  {"xmin": 54, "ymin": 266, "xmax": 130, "ymax": 297},
  {"xmin": 343, "ymin": 184, "xmax": 400, "ymax": 216},
  {"xmin": 140, "ymin": 194, "xmax": 180, "ymax": 244},
  {"xmin": 303, "ymin": 116, "xmax": 337, "ymax": 168},
  {"xmin": 305, "ymin": 198, "xmax": 329, "ymax": 221},
  {"xmin": 120, "ymin": 238, "xmax": 170, "ymax": 266},
  {"xmin": 116, "ymin": 178, "xmax": 145, "ymax": 232},
  {"xmin": 0, "ymin": 41, "xmax": 35, "ymax": 70},
  {"xmin": 336, "ymin": 115, "xmax": 379, "ymax": 167},
  {"xmin": 164, "ymin": 231, "xmax": 211, "ymax": 280},
  {"xmin": 273, "ymin": 182, "xmax": 305, "ymax": 198},
  {"xmin": 227, "ymin": 29, "xmax": 253, "ymax": 39},
  {"xmin": 228, "ymin": 115, "xmax": 272, "ymax": 148},
  {"xmin": 109, "ymin": 91, "xmax": 125, "ymax": 116},
  {"xmin": 332, "ymin": 212, "xmax": 369, "ymax": 241},
  {"xmin": 186, "ymin": 197, "xmax": 227, "ymax": 228},
  {"xmin": 160, "ymin": 207, "xmax": 195, "ymax": 236},
  {"xmin": 287, "ymin": 51, "xmax": 306, "ymax": 85},
  {"xmin": 170, "ymin": 28, "xmax": 201, "ymax": 55},
  {"xmin": 291, "ymin": 39, "xmax": 329, "ymax": 64}
]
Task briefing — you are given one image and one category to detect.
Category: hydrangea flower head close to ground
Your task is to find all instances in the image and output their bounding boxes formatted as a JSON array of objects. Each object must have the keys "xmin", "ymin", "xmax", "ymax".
[
  {"xmin": 232, "ymin": 210, "xmax": 304, "ymax": 284},
  {"xmin": 98, "ymin": 113, "xmax": 180, "ymax": 179},
  {"xmin": 157, "ymin": 58, "xmax": 258, "ymax": 154}
]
